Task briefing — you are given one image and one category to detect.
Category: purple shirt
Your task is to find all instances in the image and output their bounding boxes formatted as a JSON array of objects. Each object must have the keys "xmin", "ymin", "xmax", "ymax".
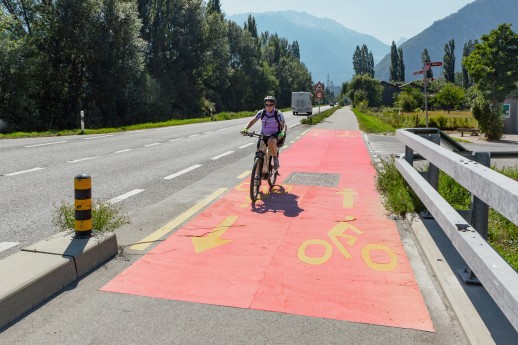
[{"xmin": 254, "ymin": 109, "xmax": 284, "ymax": 136}]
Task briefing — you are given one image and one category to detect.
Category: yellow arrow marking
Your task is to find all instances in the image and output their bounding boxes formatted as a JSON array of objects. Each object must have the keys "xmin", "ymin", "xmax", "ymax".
[
  {"xmin": 337, "ymin": 188, "xmax": 356, "ymax": 208},
  {"xmin": 192, "ymin": 216, "xmax": 237, "ymax": 253}
]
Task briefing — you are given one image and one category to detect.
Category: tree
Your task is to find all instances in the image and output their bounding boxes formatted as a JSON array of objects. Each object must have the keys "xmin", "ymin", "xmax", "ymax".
[
  {"xmin": 443, "ymin": 39, "xmax": 455, "ymax": 83},
  {"xmin": 389, "ymin": 41, "xmax": 399, "ymax": 82},
  {"xmin": 352, "ymin": 44, "xmax": 374, "ymax": 77},
  {"xmin": 433, "ymin": 83, "xmax": 465, "ymax": 112},
  {"xmin": 346, "ymin": 74, "xmax": 382, "ymax": 108},
  {"xmin": 206, "ymin": 0, "xmax": 221, "ymax": 14},
  {"xmin": 461, "ymin": 40, "xmax": 476, "ymax": 89},
  {"xmin": 463, "ymin": 23, "xmax": 518, "ymax": 139},
  {"xmin": 421, "ymin": 48, "xmax": 433, "ymax": 79},
  {"xmin": 397, "ymin": 47, "xmax": 405, "ymax": 82}
]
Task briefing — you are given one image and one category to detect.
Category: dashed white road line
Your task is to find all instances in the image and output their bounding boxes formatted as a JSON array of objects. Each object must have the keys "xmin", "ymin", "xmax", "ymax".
[
  {"xmin": 83, "ymin": 135, "xmax": 114, "ymax": 140},
  {"xmin": 0, "ymin": 242, "xmax": 19, "ymax": 253},
  {"xmin": 164, "ymin": 164, "xmax": 203, "ymax": 180},
  {"xmin": 110, "ymin": 189, "xmax": 145, "ymax": 204},
  {"xmin": 144, "ymin": 143, "xmax": 161, "ymax": 147},
  {"xmin": 239, "ymin": 143, "xmax": 254, "ymax": 149},
  {"xmin": 5, "ymin": 167, "xmax": 44, "ymax": 176},
  {"xmin": 24, "ymin": 140, "xmax": 68, "ymax": 148},
  {"xmin": 211, "ymin": 151, "xmax": 234, "ymax": 160},
  {"xmin": 114, "ymin": 149, "xmax": 133, "ymax": 154},
  {"xmin": 170, "ymin": 138, "xmax": 182, "ymax": 142},
  {"xmin": 188, "ymin": 134, "xmax": 200, "ymax": 138},
  {"xmin": 68, "ymin": 156, "xmax": 99, "ymax": 163}
]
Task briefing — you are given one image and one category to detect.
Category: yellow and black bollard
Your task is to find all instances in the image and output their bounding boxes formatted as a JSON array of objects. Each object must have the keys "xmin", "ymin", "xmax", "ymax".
[{"xmin": 74, "ymin": 174, "xmax": 92, "ymax": 238}]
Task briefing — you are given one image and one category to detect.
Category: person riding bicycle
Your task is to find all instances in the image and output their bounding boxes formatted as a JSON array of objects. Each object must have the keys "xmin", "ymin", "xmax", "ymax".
[{"xmin": 241, "ymin": 96, "xmax": 286, "ymax": 169}]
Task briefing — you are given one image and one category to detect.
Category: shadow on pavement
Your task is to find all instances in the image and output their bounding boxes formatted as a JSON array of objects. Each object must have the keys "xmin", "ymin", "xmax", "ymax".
[{"xmin": 251, "ymin": 185, "xmax": 304, "ymax": 217}]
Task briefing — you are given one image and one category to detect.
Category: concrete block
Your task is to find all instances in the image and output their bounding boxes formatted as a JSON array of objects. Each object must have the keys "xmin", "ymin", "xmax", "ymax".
[
  {"xmin": 23, "ymin": 231, "xmax": 118, "ymax": 278},
  {"xmin": 0, "ymin": 251, "xmax": 76, "ymax": 329}
]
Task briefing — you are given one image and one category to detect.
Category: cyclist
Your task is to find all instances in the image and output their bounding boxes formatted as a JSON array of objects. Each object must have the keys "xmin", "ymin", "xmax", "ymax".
[{"xmin": 241, "ymin": 96, "xmax": 286, "ymax": 169}]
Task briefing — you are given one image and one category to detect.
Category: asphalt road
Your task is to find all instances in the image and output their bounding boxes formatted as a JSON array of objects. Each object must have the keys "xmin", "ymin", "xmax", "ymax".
[{"xmin": 0, "ymin": 107, "xmax": 328, "ymax": 260}]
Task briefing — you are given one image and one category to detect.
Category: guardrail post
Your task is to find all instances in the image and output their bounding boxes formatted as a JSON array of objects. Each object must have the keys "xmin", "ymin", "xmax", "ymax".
[
  {"xmin": 471, "ymin": 152, "xmax": 490, "ymax": 239},
  {"xmin": 405, "ymin": 146, "xmax": 414, "ymax": 165},
  {"xmin": 74, "ymin": 174, "xmax": 92, "ymax": 238},
  {"xmin": 427, "ymin": 134, "xmax": 440, "ymax": 191}
]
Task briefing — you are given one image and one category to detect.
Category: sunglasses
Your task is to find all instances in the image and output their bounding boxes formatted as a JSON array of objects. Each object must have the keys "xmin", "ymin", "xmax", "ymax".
[{"xmin": 264, "ymin": 103, "xmax": 275, "ymax": 107}]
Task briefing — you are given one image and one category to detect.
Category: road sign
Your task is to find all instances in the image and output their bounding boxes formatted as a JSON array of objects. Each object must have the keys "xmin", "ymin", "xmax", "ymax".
[
  {"xmin": 425, "ymin": 63, "xmax": 430, "ymax": 70},
  {"xmin": 413, "ymin": 70, "xmax": 424, "ymax": 75},
  {"xmin": 430, "ymin": 61, "xmax": 443, "ymax": 67},
  {"xmin": 315, "ymin": 91, "xmax": 324, "ymax": 99},
  {"xmin": 315, "ymin": 81, "xmax": 324, "ymax": 90}
]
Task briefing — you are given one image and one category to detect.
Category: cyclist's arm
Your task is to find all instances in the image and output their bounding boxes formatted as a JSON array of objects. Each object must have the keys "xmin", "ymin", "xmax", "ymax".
[{"xmin": 244, "ymin": 117, "xmax": 259, "ymax": 131}]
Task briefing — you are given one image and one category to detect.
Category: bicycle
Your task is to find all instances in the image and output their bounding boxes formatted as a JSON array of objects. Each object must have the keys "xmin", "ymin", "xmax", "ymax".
[{"xmin": 244, "ymin": 132, "xmax": 279, "ymax": 202}]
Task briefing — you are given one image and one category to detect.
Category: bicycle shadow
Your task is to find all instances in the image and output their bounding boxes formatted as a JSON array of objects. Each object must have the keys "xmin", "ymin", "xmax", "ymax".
[{"xmin": 251, "ymin": 185, "xmax": 304, "ymax": 217}]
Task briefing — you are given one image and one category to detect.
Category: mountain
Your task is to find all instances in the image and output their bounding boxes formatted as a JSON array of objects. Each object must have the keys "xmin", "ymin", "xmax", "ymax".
[
  {"xmin": 374, "ymin": 0, "xmax": 518, "ymax": 82},
  {"xmin": 227, "ymin": 11, "xmax": 389, "ymax": 87}
]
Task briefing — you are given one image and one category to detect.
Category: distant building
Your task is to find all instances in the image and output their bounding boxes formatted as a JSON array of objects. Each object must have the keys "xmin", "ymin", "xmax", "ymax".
[{"xmin": 503, "ymin": 96, "xmax": 518, "ymax": 134}]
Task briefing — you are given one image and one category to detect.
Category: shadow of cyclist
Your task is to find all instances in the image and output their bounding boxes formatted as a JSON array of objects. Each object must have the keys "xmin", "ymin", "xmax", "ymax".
[{"xmin": 251, "ymin": 185, "xmax": 304, "ymax": 217}]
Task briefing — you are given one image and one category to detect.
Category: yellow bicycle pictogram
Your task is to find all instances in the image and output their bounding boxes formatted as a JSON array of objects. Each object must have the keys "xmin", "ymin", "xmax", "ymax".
[{"xmin": 297, "ymin": 216, "xmax": 398, "ymax": 272}]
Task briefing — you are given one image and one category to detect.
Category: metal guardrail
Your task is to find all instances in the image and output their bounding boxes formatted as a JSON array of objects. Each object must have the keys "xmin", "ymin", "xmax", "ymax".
[{"xmin": 395, "ymin": 128, "xmax": 518, "ymax": 333}]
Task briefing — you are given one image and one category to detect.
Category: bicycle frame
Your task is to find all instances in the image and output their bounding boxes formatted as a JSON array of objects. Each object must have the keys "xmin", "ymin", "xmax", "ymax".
[{"xmin": 245, "ymin": 132, "xmax": 279, "ymax": 202}]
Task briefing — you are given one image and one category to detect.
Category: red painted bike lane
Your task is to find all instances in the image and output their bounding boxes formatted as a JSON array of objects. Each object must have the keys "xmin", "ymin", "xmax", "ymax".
[{"xmin": 101, "ymin": 129, "xmax": 434, "ymax": 332}]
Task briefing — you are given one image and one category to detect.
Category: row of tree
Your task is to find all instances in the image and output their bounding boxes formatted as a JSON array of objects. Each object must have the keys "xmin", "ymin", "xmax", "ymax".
[
  {"xmin": 344, "ymin": 24, "xmax": 518, "ymax": 139},
  {"xmin": 0, "ymin": 0, "xmax": 313, "ymax": 132}
]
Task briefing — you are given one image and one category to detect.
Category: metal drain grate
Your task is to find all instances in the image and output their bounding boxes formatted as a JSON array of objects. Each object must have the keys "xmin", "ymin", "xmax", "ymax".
[{"xmin": 283, "ymin": 172, "xmax": 340, "ymax": 187}]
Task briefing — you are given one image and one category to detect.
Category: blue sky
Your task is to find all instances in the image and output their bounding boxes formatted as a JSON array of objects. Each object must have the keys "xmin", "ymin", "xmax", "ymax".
[{"xmin": 220, "ymin": 0, "xmax": 475, "ymax": 44}]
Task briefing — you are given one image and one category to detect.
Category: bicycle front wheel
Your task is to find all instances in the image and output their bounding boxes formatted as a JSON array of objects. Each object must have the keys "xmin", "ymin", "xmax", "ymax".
[
  {"xmin": 250, "ymin": 157, "xmax": 263, "ymax": 202},
  {"xmin": 267, "ymin": 155, "xmax": 278, "ymax": 187}
]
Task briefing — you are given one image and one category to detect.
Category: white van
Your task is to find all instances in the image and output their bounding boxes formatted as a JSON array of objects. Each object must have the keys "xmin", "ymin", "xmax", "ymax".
[{"xmin": 291, "ymin": 92, "xmax": 312, "ymax": 115}]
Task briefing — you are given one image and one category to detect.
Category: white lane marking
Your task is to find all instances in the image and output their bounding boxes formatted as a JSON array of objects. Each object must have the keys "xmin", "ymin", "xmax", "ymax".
[
  {"xmin": 301, "ymin": 129, "xmax": 311, "ymax": 135},
  {"xmin": 68, "ymin": 156, "xmax": 99, "ymax": 163},
  {"xmin": 288, "ymin": 123, "xmax": 299, "ymax": 128},
  {"xmin": 0, "ymin": 242, "xmax": 19, "ymax": 253},
  {"xmin": 188, "ymin": 134, "xmax": 200, "ymax": 138},
  {"xmin": 110, "ymin": 189, "xmax": 145, "ymax": 204},
  {"xmin": 170, "ymin": 138, "xmax": 182, "ymax": 142},
  {"xmin": 239, "ymin": 143, "xmax": 254, "ymax": 149},
  {"xmin": 114, "ymin": 149, "xmax": 133, "ymax": 154},
  {"xmin": 5, "ymin": 167, "xmax": 44, "ymax": 176},
  {"xmin": 24, "ymin": 140, "xmax": 68, "ymax": 148},
  {"xmin": 211, "ymin": 151, "xmax": 234, "ymax": 160},
  {"xmin": 83, "ymin": 135, "xmax": 114, "ymax": 140},
  {"xmin": 204, "ymin": 131, "xmax": 213, "ymax": 134},
  {"xmin": 216, "ymin": 124, "xmax": 241, "ymax": 132},
  {"xmin": 145, "ymin": 143, "xmax": 161, "ymax": 147},
  {"xmin": 164, "ymin": 164, "xmax": 203, "ymax": 180}
]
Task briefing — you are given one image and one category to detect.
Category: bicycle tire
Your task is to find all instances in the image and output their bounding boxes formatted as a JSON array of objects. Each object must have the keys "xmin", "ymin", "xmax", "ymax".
[
  {"xmin": 250, "ymin": 156, "xmax": 263, "ymax": 202},
  {"xmin": 267, "ymin": 155, "xmax": 278, "ymax": 187}
]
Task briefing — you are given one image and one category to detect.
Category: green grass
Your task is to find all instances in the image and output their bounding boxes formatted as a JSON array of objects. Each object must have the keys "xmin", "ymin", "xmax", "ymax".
[
  {"xmin": 300, "ymin": 105, "xmax": 340, "ymax": 125},
  {"xmin": 352, "ymin": 108, "xmax": 396, "ymax": 133},
  {"xmin": 53, "ymin": 200, "xmax": 130, "ymax": 233}
]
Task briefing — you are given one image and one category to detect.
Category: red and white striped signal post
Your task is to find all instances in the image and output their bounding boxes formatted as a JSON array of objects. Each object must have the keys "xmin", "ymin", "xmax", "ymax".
[{"xmin": 413, "ymin": 62, "xmax": 443, "ymax": 127}]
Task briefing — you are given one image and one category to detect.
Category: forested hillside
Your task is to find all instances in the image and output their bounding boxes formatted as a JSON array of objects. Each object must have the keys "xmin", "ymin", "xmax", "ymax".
[
  {"xmin": 0, "ymin": 0, "xmax": 312, "ymax": 132},
  {"xmin": 375, "ymin": 0, "xmax": 518, "ymax": 81}
]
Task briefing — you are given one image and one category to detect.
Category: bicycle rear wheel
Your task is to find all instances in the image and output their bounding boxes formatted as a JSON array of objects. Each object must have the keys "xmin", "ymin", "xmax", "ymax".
[
  {"xmin": 250, "ymin": 157, "xmax": 263, "ymax": 202},
  {"xmin": 267, "ymin": 155, "xmax": 278, "ymax": 187}
]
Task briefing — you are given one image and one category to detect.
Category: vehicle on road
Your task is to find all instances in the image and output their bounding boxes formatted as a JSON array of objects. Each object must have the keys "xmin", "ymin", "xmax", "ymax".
[{"xmin": 291, "ymin": 92, "xmax": 312, "ymax": 115}]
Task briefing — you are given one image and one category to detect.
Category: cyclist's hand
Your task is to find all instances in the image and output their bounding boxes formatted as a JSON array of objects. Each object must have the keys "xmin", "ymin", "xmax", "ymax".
[
  {"xmin": 241, "ymin": 128, "xmax": 249, "ymax": 135},
  {"xmin": 278, "ymin": 131, "xmax": 285, "ymax": 138}
]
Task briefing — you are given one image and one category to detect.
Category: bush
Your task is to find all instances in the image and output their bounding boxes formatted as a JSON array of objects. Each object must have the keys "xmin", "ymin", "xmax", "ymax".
[{"xmin": 53, "ymin": 200, "xmax": 130, "ymax": 233}]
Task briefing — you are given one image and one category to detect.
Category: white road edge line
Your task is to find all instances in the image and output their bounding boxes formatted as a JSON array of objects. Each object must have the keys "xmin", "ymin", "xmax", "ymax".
[
  {"xmin": 164, "ymin": 164, "xmax": 203, "ymax": 180},
  {"xmin": 110, "ymin": 189, "xmax": 145, "ymax": 204},
  {"xmin": 211, "ymin": 151, "xmax": 234, "ymax": 160},
  {"xmin": 68, "ymin": 156, "xmax": 99, "ymax": 163},
  {"xmin": 24, "ymin": 140, "xmax": 68, "ymax": 148},
  {"xmin": 5, "ymin": 167, "xmax": 44, "ymax": 176},
  {"xmin": 0, "ymin": 242, "xmax": 20, "ymax": 253}
]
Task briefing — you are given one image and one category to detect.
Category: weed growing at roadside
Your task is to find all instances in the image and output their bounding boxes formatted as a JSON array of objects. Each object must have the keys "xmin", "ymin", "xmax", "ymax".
[{"xmin": 53, "ymin": 200, "xmax": 130, "ymax": 233}]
